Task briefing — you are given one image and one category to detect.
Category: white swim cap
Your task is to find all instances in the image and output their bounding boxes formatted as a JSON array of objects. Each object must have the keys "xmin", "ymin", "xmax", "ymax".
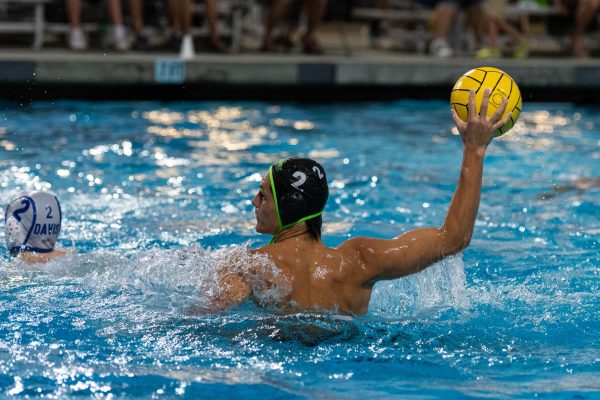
[{"xmin": 5, "ymin": 191, "xmax": 62, "ymax": 256}]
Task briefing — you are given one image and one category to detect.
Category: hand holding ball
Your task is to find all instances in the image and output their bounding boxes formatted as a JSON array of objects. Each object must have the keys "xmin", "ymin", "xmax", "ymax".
[{"xmin": 451, "ymin": 67, "xmax": 522, "ymax": 136}]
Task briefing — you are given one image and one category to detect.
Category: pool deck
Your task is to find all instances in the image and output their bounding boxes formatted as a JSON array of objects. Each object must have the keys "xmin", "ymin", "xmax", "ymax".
[{"xmin": 1, "ymin": 49, "xmax": 599, "ymax": 102}]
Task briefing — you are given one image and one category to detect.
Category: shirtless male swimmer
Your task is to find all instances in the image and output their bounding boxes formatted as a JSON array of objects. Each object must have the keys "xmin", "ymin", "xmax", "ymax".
[
  {"xmin": 211, "ymin": 89, "xmax": 511, "ymax": 314},
  {"xmin": 5, "ymin": 191, "xmax": 67, "ymax": 263}
]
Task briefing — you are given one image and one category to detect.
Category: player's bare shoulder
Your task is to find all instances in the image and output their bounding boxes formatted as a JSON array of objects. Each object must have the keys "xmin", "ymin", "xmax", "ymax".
[
  {"xmin": 337, "ymin": 236, "xmax": 371, "ymax": 262},
  {"xmin": 335, "ymin": 237, "xmax": 374, "ymax": 285}
]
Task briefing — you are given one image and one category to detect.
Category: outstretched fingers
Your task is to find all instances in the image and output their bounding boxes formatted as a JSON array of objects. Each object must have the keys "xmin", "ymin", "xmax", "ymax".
[
  {"xmin": 492, "ymin": 111, "xmax": 513, "ymax": 131},
  {"xmin": 489, "ymin": 97, "xmax": 508, "ymax": 124},
  {"xmin": 451, "ymin": 107, "xmax": 466, "ymax": 131},
  {"xmin": 467, "ymin": 89, "xmax": 477, "ymax": 121},
  {"xmin": 479, "ymin": 88, "xmax": 490, "ymax": 118}
]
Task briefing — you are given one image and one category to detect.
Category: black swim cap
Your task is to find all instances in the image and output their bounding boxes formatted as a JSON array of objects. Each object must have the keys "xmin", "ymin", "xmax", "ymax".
[{"xmin": 269, "ymin": 158, "xmax": 328, "ymax": 233}]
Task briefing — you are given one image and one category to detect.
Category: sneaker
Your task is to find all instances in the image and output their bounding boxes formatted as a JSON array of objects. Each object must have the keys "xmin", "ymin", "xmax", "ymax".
[
  {"xmin": 208, "ymin": 38, "xmax": 230, "ymax": 54},
  {"xmin": 69, "ymin": 27, "xmax": 87, "ymax": 51},
  {"xmin": 179, "ymin": 34, "xmax": 195, "ymax": 59},
  {"xmin": 302, "ymin": 35, "xmax": 323, "ymax": 55},
  {"xmin": 113, "ymin": 25, "xmax": 129, "ymax": 51},
  {"xmin": 475, "ymin": 47, "xmax": 501, "ymax": 59},
  {"xmin": 275, "ymin": 34, "xmax": 295, "ymax": 50},
  {"xmin": 429, "ymin": 38, "xmax": 453, "ymax": 58},
  {"xmin": 167, "ymin": 34, "xmax": 182, "ymax": 52},
  {"xmin": 512, "ymin": 42, "xmax": 529, "ymax": 59},
  {"xmin": 132, "ymin": 33, "xmax": 149, "ymax": 51}
]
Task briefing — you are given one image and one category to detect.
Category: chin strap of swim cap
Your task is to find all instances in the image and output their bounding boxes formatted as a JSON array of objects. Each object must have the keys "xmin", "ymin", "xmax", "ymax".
[
  {"xmin": 269, "ymin": 165, "xmax": 283, "ymax": 232},
  {"xmin": 268, "ymin": 165, "xmax": 323, "ymax": 244}
]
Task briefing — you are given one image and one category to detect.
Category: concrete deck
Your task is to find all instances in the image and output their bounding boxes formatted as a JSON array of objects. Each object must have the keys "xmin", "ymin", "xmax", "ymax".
[{"xmin": 1, "ymin": 49, "xmax": 599, "ymax": 102}]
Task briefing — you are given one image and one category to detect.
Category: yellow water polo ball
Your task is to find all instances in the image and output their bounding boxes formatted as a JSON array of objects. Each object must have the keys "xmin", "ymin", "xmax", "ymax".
[{"xmin": 450, "ymin": 66, "xmax": 522, "ymax": 136}]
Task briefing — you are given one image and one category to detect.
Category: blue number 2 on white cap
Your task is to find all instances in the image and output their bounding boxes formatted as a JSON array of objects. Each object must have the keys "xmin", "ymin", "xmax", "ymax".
[{"xmin": 12, "ymin": 199, "xmax": 31, "ymax": 222}]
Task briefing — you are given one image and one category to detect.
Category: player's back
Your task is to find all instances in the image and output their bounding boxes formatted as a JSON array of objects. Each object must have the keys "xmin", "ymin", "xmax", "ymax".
[{"xmin": 259, "ymin": 239, "xmax": 372, "ymax": 314}]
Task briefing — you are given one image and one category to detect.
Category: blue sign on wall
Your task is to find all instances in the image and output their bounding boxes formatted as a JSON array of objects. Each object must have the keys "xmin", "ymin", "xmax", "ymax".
[{"xmin": 154, "ymin": 59, "xmax": 185, "ymax": 84}]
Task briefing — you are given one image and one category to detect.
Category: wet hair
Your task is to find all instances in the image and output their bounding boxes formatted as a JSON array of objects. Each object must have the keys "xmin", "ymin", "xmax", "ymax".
[
  {"xmin": 305, "ymin": 215, "xmax": 323, "ymax": 241},
  {"xmin": 269, "ymin": 158, "xmax": 328, "ymax": 242}
]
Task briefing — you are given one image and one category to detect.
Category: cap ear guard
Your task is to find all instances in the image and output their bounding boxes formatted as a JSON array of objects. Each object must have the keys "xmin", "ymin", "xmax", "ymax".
[{"xmin": 6, "ymin": 214, "xmax": 26, "ymax": 256}]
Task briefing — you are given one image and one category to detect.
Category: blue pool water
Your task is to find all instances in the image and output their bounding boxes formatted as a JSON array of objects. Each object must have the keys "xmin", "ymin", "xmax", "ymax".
[{"xmin": 0, "ymin": 100, "xmax": 598, "ymax": 398}]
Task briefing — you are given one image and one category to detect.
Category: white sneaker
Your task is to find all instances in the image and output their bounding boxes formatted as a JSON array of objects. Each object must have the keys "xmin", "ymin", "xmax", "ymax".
[
  {"xmin": 429, "ymin": 38, "xmax": 453, "ymax": 58},
  {"xmin": 113, "ymin": 25, "xmax": 129, "ymax": 51},
  {"xmin": 179, "ymin": 34, "xmax": 195, "ymax": 60},
  {"xmin": 69, "ymin": 27, "xmax": 87, "ymax": 51}
]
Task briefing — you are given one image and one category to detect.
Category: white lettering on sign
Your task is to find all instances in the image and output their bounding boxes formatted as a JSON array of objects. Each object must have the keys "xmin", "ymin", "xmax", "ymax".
[{"xmin": 154, "ymin": 59, "xmax": 185, "ymax": 84}]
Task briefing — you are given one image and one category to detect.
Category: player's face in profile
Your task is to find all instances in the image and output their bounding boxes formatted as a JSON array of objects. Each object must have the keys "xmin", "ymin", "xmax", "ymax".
[{"xmin": 252, "ymin": 173, "xmax": 278, "ymax": 234}]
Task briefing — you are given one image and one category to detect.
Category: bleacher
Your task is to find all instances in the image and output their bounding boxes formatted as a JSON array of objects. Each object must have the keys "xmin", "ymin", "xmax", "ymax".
[
  {"xmin": 0, "ymin": 0, "xmax": 51, "ymax": 49},
  {"xmin": 0, "ymin": 0, "xmax": 598, "ymax": 56},
  {"xmin": 0, "ymin": 0, "xmax": 260, "ymax": 52}
]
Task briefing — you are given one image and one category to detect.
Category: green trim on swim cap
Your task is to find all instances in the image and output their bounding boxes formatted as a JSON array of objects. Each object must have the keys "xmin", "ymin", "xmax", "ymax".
[
  {"xmin": 269, "ymin": 211, "xmax": 323, "ymax": 244},
  {"xmin": 269, "ymin": 165, "xmax": 283, "ymax": 229},
  {"xmin": 280, "ymin": 210, "xmax": 323, "ymax": 231},
  {"xmin": 274, "ymin": 158, "xmax": 286, "ymax": 172}
]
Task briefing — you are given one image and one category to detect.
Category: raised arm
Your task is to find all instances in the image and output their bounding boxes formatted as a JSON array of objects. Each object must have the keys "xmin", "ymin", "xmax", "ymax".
[{"xmin": 344, "ymin": 89, "xmax": 511, "ymax": 284}]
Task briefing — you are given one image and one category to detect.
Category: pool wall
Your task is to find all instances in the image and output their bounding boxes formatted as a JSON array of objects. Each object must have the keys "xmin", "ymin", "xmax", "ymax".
[{"xmin": 1, "ymin": 51, "xmax": 599, "ymax": 102}]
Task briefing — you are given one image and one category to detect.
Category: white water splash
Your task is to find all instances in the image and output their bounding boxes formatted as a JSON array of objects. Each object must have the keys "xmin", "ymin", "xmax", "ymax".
[
  {"xmin": 1, "ymin": 247, "xmax": 470, "ymax": 318},
  {"xmin": 0, "ymin": 244, "xmax": 290, "ymax": 319},
  {"xmin": 369, "ymin": 254, "xmax": 469, "ymax": 315},
  {"xmin": 83, "ymin": 244, "xmax": 291, "ymax": 314}
]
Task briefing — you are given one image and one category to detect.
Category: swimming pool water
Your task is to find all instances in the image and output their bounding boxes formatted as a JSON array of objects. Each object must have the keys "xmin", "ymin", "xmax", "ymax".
[{"xmin": 0, "ymin": 100, "xmax": 598, "ymax": 398}]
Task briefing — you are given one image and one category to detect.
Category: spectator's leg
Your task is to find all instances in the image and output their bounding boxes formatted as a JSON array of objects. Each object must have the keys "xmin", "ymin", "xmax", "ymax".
[
  {"xmin": 496, "ymin": 19, "xmax": 525, "ymax": 44},
  {"xmin": 107, "ymin": 0, "xmax": 124, "ymax": 26},
  {"xmin": 262, "ymin": 0, "xmax": 292, "ymax": 51},
  {"xmin": 278, "ymin": 0, "xmax": 301, "ymax": 49},
  {"xmin": 302, "ymin": 0, "xmax": 327, "ymax": 54},
  {"xmin": 167, "ymin": 0, "xmax": 185, "ymax": 51},
  {"xmin": 494, "ymin": 18, "xmax": 529, "ymax": 58},
  {"xmin": 429, "ymin": 1, "xmax": 457, "ymax": 57},
  {"xmin": 107, "ymin": 0, "xmax": 129, "ymax": 50},
  {"xmin": 181, "ymin": 0, "xmax": 192, "ymax": 35},
  {"xmin": 67, "ymin": 0, "xmax": 82, "ymax": 27},
  {"xmin": 572, "ymin": 0, "xmax": 600, "ymax": 57},
  {"xmin": 128, "ymin": 0, "xmax": 148, "ymax": 50},
  {"xmin": 128, "ymin": 0, "xmax": 144, "ymax": 35},
  {"xmin": 434, "ymin": 2, "xmax": 457, "ymax": 40},
  {"xmin": 204, "ymin": 0, "xmax": 229, "ymax": 52},
  {"xmin": 67, "ymin": 0, "xmax": 87, "ymax": 50},
  {"xmin": 489, "ymin": 19, "xmax": 499, "ymax": 49},
  {"xmin": 169, "ymin": 0, "xmax": 182, "ymax": 35},
  {"xmin": 467, "ymin": 4, "xmax": 487, "ymax": 46},
  {"xmin": 474, "ymin": 17, "xmax": 502, "ymax": 58}
]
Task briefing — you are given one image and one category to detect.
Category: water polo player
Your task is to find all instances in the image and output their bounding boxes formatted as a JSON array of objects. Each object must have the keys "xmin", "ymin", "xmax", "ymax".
[
  {"xmin": 5, "ymin": 191, "xmax": 68, "ymax": 263},
  {"xmin": 213, "ymin": 90, "xmax": 512, "ymax": 314}
]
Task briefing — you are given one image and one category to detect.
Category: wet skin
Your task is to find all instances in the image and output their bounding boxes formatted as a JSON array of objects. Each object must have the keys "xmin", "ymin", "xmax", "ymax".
[{"xmin": 215, "ymin": 90, "xmax": 512, "ymax": 315}]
